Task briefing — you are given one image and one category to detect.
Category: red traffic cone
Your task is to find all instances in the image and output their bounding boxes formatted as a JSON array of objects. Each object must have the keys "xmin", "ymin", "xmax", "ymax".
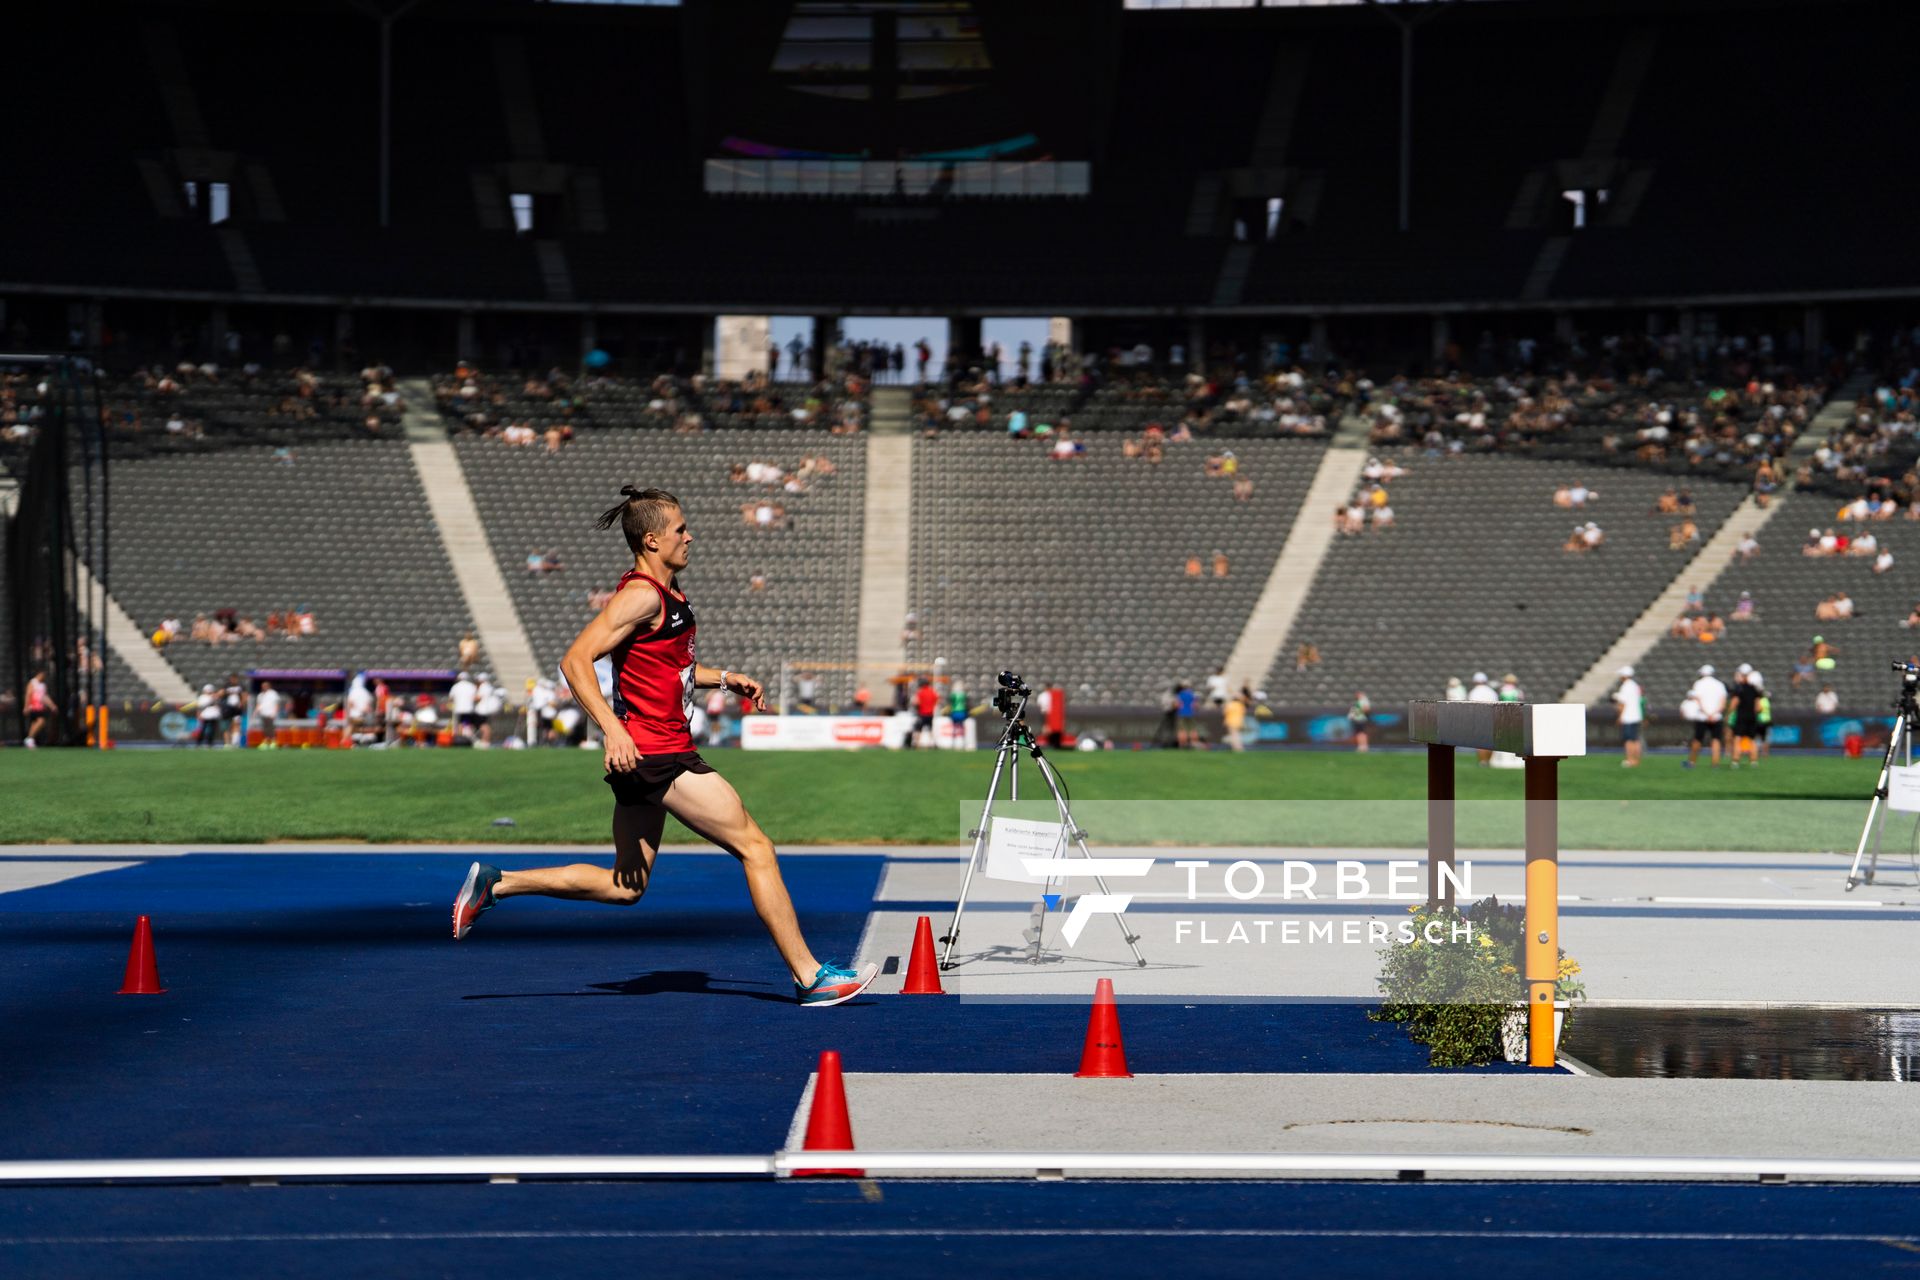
[
  {"xmin": 1075, "ymin": 978, "xmax": 1131, "ymax": 1078},
  {"xmin": 794, "ymin": 1050, "xmax": 862, "ymax": 1177},
  {"xmin": 118, "ymin": 915, "xmax": 165, "ymax": 995},
  {"xmin": 900, "ymin": 916, "xmax": 946, "ymax": 994}
]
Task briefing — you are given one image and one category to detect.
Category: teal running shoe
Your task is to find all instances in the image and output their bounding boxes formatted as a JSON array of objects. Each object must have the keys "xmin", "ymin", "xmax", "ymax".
[
  {"xmin": 452, "ymin": 862, "xmax": 502, "ymax": 939},
  {"xmin": 796, "ymin": 961, "xmax": 879, "ymax": 1007}
]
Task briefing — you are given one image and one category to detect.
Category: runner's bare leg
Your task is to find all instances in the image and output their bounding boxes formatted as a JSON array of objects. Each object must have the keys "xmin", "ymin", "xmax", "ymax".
[
  {"xmin": 494, "ymin": 803, "xmax": 663, "ymax": 904},
  {"xmin": 664, "ymin": 769, "xmax": 821, "ymax": 983}
]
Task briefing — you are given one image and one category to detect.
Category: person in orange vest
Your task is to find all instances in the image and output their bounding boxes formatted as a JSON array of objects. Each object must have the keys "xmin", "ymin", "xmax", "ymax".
[{"xmin": 1043, "ymin": 681, "xmax": 1068, "ymax": 748}]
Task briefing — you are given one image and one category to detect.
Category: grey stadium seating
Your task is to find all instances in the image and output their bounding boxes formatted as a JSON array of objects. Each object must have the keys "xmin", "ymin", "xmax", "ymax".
[
  {"xmin": 451, "ymin": 429, "xmax": 866, "ymax": 704},
  {"xmin": 909, "ymin": 435, "xmax": 1326, "ymax": 705},
  {"xmin": 100, "ymin": 439, "xmax": 485, "ymax": 692},
  {"xmin": 1266, "ymin": 456, "xmax": 1748, "ymax": 707},
  {"xmin": 1631, "ymin": 510, "xmax": 1920, "ymax": 713}
]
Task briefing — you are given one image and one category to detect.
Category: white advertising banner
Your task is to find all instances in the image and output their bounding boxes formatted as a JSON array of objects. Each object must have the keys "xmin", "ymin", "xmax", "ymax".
[{"xmin": 739, "ymin": 714, "xmax": 977, "ymax": 750}]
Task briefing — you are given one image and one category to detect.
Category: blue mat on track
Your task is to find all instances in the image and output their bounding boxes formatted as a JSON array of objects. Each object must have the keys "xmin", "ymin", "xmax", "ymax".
[{"xmin": 1, "ymin": 853, "xmax": 1520, "ymax": 1164}]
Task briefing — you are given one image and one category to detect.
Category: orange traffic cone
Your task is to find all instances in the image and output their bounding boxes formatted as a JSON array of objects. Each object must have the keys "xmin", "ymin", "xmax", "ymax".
[
  {"xmin": 1074, "ymin": 978, "xmax": 1131, "ymax": 1077},
  {"xmin": 794, "ymin": 1050, "xmax": 862, "ymax": 1177},
  {"xmin": 118, "ymin": 915, "xmax": 165, "ymax": 995},
  {"xmin": 900, "ymin": 916, "xmax": 946, "ymax": 994}
]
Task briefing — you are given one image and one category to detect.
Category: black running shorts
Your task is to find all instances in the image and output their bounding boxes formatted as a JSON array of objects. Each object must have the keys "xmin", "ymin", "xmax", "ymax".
[{"xmin": 604, "ymin": 751, "xmax": 714, "ymax": 807}]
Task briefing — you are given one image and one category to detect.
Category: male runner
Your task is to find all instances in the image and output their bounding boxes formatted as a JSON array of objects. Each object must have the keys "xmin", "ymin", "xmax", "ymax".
[{"xmin": 452, "ymin": 485, "xmax": 877, "ymax": 1007}]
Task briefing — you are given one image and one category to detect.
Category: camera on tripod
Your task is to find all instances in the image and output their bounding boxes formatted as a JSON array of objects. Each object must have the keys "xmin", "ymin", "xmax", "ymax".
[
  {"xmin": 1845, "ymin": 659, "xmax": 1920, "ymax": 889},
  {"xmin": 992, "ymin": 670, "xmax": 1031, "ymax": 719}
]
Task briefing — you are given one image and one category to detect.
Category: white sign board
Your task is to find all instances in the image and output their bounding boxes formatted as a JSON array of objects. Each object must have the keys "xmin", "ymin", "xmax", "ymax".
[
  {"xmin": 740, "ymin": 714, "xmax": 978, "ymax": 750},
  {"xmin": 1887, "ymin": 765, "xmax": 1920, "ymax": 814},
  {"xmin": 984, "ymin": 817, "xmax": 1067, "ymax": 885}
]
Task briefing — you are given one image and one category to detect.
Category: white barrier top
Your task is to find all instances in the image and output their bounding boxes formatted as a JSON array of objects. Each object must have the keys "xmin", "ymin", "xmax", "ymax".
[{"xmin": 1408, "ymin": 701, "xmax": 1587, "ymax": 757}]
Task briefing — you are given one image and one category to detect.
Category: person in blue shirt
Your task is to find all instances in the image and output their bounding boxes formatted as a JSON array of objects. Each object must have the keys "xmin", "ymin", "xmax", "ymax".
[{"xmin": 1176, "ymin": 681, "xmax": 1197, "ymax": 748}]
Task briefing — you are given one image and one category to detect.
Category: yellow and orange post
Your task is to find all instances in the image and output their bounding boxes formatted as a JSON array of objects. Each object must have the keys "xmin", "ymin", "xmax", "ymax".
[{"xmin": 1522, "ymin": 755, "xmax": 1561, "ymax": 1068}]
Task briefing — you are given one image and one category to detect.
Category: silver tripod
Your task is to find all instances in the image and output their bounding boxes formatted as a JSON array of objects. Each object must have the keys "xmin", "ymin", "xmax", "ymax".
[
  {"xmin": 940, "ymin": 680, "xmax": 1147, "ymax": 970},
  {"xmin": 1844, "ymin": 667, "xmax": 1920, "ymax": 890}
]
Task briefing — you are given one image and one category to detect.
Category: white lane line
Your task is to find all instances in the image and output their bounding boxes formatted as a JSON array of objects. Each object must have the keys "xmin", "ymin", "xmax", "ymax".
[
  {"xmin": 1644, "ymin": 897, "xmax": 1888, "ymax": 908},
  {"xmin": 3, "ymin": 1227, "xmax": 1918, "ymax": 1246}
]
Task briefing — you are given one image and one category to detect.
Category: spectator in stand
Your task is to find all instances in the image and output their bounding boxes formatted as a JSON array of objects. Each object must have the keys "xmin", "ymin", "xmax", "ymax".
[
  {"xmin": 1211, "ymin": 549, "xmax": 1230, "ymax": 578},
  {"xmin": 1295, "ymin": 640, "xmax": 1321, "ymax": 672},
  {"xmin": 1614, "ymin": 666, "xmax": 1644, "ymax": 767},
  {"xmin": 1444, "ymin": 675, "xmax": 1466, "ymax": 701},
  {"xmin": 1581, "ymin": 521, "xmax": 1605, "ymax": 550},
  {"xmin": 1685, "ymin": 664, "xmax": 1728, "ymax": 769},
  {"xmin": 1669, "ymin": 517, "xmax": 1700, "ymax": 550},
  {"xmin": 253, "ymin": 681, "xmax": 282, "ymax": 749},
  {"xmin": 1372, "ymin": 502, "xmax": 1395, "ymax": 530},
  {"xmin": 1348, "ymin": 692, "xmax": 1372, "ymax": 753},
  {"xmin": 22, "ymin": 670, "xmax": 52, "ymax": 748},
  {"xmin": 221, "ymin": 673, "xmax": 247, "ymax": 746},
  {"xmin": 458, "ymin": 632, "xmax": 480, "ymax": 671},
  {"xmin": 450, "ymin": 670, "xmax": 479, "ymax": 744},
  {"xmin": 345, "ymin": 674, "xmax": 375, "ymax": 741},
  {"xmin": 945, "ymin": 680, "xmax": 970, "ymax": 747},
  {"xmin": 1732, "ymin": 591, "xmax": 1756, "ymax": 622},
  {"xmin": 908, "ymin": 678, "xmax": 939, "ymax": 749},
  {"xmin": 1727, "ymin": 670, "xmax": 1763, "ymax": 768},
  {"xmin": 194, "ymin": 683, "xmax": 222, "ymax": 747},
  {"xmin": 1175, "ymin": 681, "xmax": 1197, "ymax": 748},
  {"xmin": 1814, "ymin": 685, "xmax": 1840, "ymax": 714},
  {"xmin": 1222, "ymin": 689, "xmax": 1247, "ymax": 752},
  {"xmin": 474, "ymin": 674, "xmax": 503, "ymax": 748},
  {"xmin": 1735, "ymin": 533, "xmax": 1760, "ymax": 562}
]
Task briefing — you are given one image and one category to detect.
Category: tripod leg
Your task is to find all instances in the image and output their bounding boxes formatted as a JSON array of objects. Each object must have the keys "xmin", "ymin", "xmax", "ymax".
[
  {"xmin": 942, "ymin": 741, "xmax": 1014, "ymax": 970},
  {"xmin": 1847, "ymin": 722, "xmax": 1904, "ymax": 890},
  {"xmin": 1033, "ymin": 751, "xmax": 1149, "ymax": 968}
]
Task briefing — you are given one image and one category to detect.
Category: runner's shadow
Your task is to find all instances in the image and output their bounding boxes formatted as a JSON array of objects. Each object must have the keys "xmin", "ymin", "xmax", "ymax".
[{"xmin": 463, "ymin": 969, "xmax": 791, "ymax": 1003}]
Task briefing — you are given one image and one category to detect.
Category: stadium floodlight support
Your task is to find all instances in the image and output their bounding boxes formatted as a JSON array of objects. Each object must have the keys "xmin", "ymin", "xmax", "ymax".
[
  {"xmin": 1363, "ymin": 0, "xmax": 1461, "ymax": 232},
  {"xmin": 1409, "ymin": 700, "xmax": 1587, "ymax": 1069},
  {"xmin": 346, "ymin": 0, "xmax": 424, "ymax": 228}
]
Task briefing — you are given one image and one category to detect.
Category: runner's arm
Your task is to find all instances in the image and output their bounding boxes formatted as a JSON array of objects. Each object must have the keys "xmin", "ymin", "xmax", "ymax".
[
  {"xmin": 693, "ymin": 664, "xmax": 766, "ymax": 711},
  {"xmin": 560, "ymin": 583, "xmax": 659, "ymax": 738}
]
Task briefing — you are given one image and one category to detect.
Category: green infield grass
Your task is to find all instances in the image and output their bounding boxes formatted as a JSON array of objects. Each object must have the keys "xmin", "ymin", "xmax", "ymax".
[{"xmin": 0, "ymin": 746, "xmax": 1892, "ymax": 853}]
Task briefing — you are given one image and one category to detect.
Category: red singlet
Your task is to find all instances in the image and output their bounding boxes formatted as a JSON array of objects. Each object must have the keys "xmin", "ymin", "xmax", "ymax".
[{"xmin": 609, "ymin": 569, "xmax": 696, "ymax": 752}]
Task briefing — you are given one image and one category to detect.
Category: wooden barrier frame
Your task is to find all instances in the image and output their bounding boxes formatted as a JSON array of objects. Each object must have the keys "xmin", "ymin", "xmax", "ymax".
[{"xmin": 1408, "ymin": 701, "xmax": 1587, "ymax": 1068}]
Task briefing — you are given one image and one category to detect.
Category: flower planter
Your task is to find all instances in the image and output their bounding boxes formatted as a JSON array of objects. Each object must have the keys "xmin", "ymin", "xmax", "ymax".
[{"xmin": 1500, "ymin": 1001, "xmax": 1569, "ymax": 1063}]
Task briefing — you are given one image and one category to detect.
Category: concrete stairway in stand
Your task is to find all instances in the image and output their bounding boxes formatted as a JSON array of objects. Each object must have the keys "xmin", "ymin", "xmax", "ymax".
[
  {"xmin": 399, "ymin": 379, "xmax": 541, "ymax": 692},
  {"xmin": 1224, "ymin": 415, "xmax": 1369, "ymax": 692},
  {"xmin": 855, "ymin": 431, "xmax": 913, "ymax": 681}
]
